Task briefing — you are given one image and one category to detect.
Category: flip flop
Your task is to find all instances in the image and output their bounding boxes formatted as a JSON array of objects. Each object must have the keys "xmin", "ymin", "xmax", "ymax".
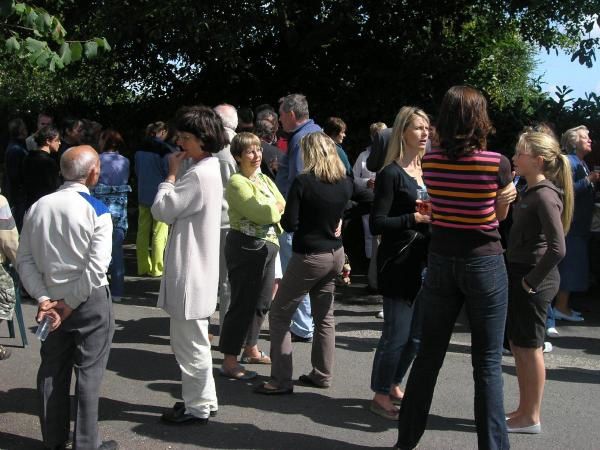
[
  {"xmin": 219, "ymin": 366, "xmax": 257, "ymax": 380},
  {"xmin": 369, "ymin": 401, "xmax": 399, "ymax": 420},
  {"xmin": 241, "ymin": 351, "xmax": 271, "ymax": 364},
  {"xmin": 389, "ymin": 395, "xmax": 403, "ymax": 406}
]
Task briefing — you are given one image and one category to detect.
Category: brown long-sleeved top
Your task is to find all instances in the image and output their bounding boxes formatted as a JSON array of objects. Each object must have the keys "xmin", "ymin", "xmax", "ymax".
[{"xmin": 506, "ymin": 180, "xmax": 566, "ymax": 289}]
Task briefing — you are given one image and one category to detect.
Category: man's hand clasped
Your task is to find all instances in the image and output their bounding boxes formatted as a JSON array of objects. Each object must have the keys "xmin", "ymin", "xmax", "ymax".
[{"xmin": 37, "ymin": 299, "xmax": 73, "ymax": 332}]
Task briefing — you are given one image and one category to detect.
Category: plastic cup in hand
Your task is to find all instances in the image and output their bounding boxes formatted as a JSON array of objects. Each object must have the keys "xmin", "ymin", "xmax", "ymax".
[
  {"xmin": 35, "ymin": 315, "xmax": 53, "ymax": 341},
  {"xmin": 416, "ymin": 190, "xmax": 432, "ymax": 216}
]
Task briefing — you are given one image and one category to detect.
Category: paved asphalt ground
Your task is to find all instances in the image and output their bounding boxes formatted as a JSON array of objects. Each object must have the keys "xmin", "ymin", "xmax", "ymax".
[{"xmin": 1, "ymin": 244, "xmax": 599, "ymax": 450}]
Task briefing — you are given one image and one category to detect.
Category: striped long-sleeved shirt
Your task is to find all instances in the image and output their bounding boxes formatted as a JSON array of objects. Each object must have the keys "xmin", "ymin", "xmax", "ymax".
[{"xmin": 422, "ymin": 148, "xmax": 512, "ymax": 257}]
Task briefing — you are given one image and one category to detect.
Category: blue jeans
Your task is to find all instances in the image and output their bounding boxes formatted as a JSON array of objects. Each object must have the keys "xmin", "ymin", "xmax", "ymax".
[
  {"xmin": 546, "ymin": 303, "xmax": 555, "ymax": 329},
  {"xmin": 110, "ymin": 227, "xmax": 126, "ymax": 298},
  {"xmin": 279, "ymin": 232, "xmax": 314, "ymax": 338},
  {"xmin": 371, "ymin": 296, "xmax": 422, "ymax": 394},
  {"xmin": 396, "ymin": 253, "xmax": 509, "ymax": 450}
]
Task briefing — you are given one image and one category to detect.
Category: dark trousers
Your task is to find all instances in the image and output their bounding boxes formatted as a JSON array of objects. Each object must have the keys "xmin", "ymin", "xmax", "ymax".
[
  {"xmin": 37, "ymin": 286, "xmax": 115, "ymax": 450},
  {"xmin": 396, "ymin": 253, "xmax": 509, "ymax": 450},
  {"xmin": 220, "ymin": 231, "xmax": 278, "ymax": 356}
]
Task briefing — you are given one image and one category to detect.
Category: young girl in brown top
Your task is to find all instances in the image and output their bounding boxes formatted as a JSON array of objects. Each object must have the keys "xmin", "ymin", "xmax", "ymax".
[{"xmin": 505, "ymin": 131, "xmax": 574, "ymax": 434}]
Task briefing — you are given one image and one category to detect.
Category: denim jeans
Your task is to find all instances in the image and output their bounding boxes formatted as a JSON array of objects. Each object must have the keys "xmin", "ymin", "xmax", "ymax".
[
  {"xmin": 279, "ymin": 231, "xmax": 314, "ymax": 338},
  {"xmin": 546, "ymin": 303, "xmax": 555, "ymax": 329},
  {"xmin": 110, "ymin": 227, "xmax": 126, "ymax": 297},
  {"xmin": 396, "ymin": 253, "xmax": 509, "ymax": 450},
  {"xmin": 370, "ymin": 296, "xmax": 422, "ymax": 394}
]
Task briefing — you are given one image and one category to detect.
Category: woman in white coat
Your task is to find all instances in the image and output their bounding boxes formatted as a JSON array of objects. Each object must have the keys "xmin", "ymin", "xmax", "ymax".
[{"xmin": 151, "ymin": 106, "xmax": 229, "ymax": 425}]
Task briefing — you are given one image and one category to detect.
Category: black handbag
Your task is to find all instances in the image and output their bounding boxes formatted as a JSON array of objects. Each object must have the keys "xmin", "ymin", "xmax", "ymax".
[{"xmin": 377, "ymin": 230, "xmax": 428, "ymax": 300}]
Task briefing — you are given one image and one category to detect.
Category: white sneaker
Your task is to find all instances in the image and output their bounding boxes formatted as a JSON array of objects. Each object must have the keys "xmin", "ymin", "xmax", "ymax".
[
  {"xmin": 375, "ymin": 310, "xmax": 384, "ymax": 319},
  {"xmin": 546, "ymin": 327, "xmax": 559, "ymax": 338},
  {"xmin": 112, "ymin": 296, "xmax": 122, "ymax": 303},
  {"xmin": 543, "ymin": 342, "xmax": 553, "ymax": 353}
]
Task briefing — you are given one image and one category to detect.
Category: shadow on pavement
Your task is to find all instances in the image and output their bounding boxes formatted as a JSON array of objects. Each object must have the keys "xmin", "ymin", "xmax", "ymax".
[
  {"xmin": 111, "ymin": 317, "xmax": 169, "ymax": 346},
  {"xmin": 0, "ymin": 432, "xmax": 44, "ymax": 450},
  {"xmin": 106, "ymin": 347, "xmax": 179, "ymax": 381},
  {"xmin": 552, "ymin": 335, "xmax": 600, "ymax": 355},
  {"xmin": 502, "ymin": 364, "xmax": 600, "ymax": 384}
]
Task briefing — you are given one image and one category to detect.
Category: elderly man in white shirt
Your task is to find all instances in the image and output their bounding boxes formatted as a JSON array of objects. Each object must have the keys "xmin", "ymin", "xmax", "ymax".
[{"xmin": 17, "ymin": 145, "xmax": 117, "ymax": 450}]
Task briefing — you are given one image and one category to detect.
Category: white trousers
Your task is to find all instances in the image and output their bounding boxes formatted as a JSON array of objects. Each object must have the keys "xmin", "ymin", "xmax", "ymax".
[{"xmin": 170, "ymin": 317, "xmax": 218, "ymax": 418}]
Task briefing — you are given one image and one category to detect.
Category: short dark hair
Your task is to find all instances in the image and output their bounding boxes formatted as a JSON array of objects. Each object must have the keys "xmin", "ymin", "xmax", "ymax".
[
  {"xmin": 436, "ymin": 85, "xmax": 493, "ymax": 159},
  {"xmin": 254, "ymin": 119, "xmax": 276, "ymax": 141},
  {"xmin": 34, "ymin": 125, "xmax": 60, "ymax": 146},
  {"xmin": 99, "ymin": 128, "xmax": 126, "ymax": 153},
  {"xmin": 174, "ymin": 105, "xmax": 229, "ymax": 153},
  {"xmin": 8, "ymin": 118, "xmax": 27, "ymax": 139},
  {"xmin": 146, "ymin": 121, "xmax": 167, "ymax": 137},
  {"xmin": 323, "ymin": 117, "xmax": 346, "ymax": 138},
  {"xmin": 61, "ymin": 117, "xmax": 82, "ymax": 135}
]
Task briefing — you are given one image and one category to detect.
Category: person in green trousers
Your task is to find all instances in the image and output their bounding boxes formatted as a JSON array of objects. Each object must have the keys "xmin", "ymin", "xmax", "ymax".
[{"xmin": 134, "ymin": 122, "xmax": 176, "ymax": 276}]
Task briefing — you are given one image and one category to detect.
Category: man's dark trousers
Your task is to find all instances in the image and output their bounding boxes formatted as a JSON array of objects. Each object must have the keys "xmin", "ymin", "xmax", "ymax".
[{"xmin": 37, "ymin": 286, "xmax": 115, "ymax": 450}]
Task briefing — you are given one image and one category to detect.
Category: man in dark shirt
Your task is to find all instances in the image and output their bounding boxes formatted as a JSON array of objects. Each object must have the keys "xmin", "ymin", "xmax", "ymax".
[
  {"xmin": 22, "ymin": 125, "xmax": 61, "ymax": 210},
  {"xmin": 4, "ymin": 118, "xmax": 29, "ymax": 230}
]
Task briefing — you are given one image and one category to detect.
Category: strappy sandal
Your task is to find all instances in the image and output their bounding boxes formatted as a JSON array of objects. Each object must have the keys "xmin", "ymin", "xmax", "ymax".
[{"xmin": 241, "ymin": 351, "xmax": 271, "ymax": 364}]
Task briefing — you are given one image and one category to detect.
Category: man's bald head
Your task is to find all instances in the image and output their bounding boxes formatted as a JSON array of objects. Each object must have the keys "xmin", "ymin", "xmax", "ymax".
[{"xmin": 60, "ymin": 145, "xmax": 100, "ymax": 186}]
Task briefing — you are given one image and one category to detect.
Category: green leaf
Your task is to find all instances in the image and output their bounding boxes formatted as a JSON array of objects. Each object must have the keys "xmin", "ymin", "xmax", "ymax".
[
  {"xmin": 51, "ymin": 21, "xmax": 66, "ymax": 42},
  {"xmin": 5, "ymin": 36, "xmax": 20, "ymax": 52},
  {"xmin": 59, "ymin": 42, "xmax": 71, "ymax": 65},
  {"xmin": 24, "ymin": 37, "xmax": 45, "ymax": 53},
  {"xmin": 25, "ymin": 10, "xmax": 38, "ymax": 28},
  {"xmin": 84, "ymin": 40, "xmax": 98, "ymax": 58},
  {"xmin": 70, "ymin": 41, "xmax": 82, "ymax": 61},
  {"xmin": 13, "ymin": 2, "xmax": 24, "ymax": 14},
  {"xmin": 35, "ymin": 50, "xmax": 50, "ymax": 67},
  {"xmin": 102, "ymin": 37, "xmax": 111, "ymax": 52}
]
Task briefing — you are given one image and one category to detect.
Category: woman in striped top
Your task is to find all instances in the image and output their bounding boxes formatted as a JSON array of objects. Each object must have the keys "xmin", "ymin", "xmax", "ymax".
[{"xmin": 395, "ymin": 86, "xmax": 516, "ymax": 450}]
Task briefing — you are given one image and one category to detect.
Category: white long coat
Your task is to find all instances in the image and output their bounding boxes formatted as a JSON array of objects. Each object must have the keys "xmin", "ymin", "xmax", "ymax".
[{"xmin": 151, "ymin": 156, "xmax": 222, "ymax": 320}]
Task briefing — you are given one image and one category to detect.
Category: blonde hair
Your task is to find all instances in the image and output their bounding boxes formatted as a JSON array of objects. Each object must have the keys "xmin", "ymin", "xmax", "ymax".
[
  {"xmin": 516, "ymin": 131, "xmax": 574, "ymax": 234},
  {"xmin": 560, "ymin": 125, "xmax": 588, "ymax": 153},
  {"xmin": 300, "ymin": 132, "xmax": 346, "ymax": 183},
  {"xmin": 230, "ymin": 132, "xmax": 261, "ymax": 159},
  {"xmin": 369, "ymin": 122, "xmax": 387, "ymax": 140},
  {"xmin": 383, "ymin": 106, "xmax": 429, "ymax": 169}
]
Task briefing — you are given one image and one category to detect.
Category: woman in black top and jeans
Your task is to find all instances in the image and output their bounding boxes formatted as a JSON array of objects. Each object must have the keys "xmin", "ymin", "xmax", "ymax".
[
  {"xmin": 369, "ymin": 107, "xmax": 431, "ymax": 419},
  {"xmin": 254, "ymin": 131, "xmax": 353, "ymax": 395}
]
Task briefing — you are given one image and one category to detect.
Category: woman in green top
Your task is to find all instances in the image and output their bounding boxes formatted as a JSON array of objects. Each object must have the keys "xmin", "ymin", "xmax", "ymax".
[{"xmin": 219, "ymin": 132, "xmax": 285, "ymax": 380}]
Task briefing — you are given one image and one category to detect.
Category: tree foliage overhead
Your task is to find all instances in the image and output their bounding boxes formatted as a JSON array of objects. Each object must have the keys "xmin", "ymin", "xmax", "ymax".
[
  {"xmin": 0, "ymin": 0, "xmax": 110, "ymax": 70},
  {"xmin": 2, "ymin": 1, "xmax": 599, "ymax": 151}
]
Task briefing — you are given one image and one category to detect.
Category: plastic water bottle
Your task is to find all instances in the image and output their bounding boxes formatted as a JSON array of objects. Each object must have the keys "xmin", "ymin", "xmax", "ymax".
[{"xmin": 35, "ymin": 315, "xmax": 52, "ymax": 341}]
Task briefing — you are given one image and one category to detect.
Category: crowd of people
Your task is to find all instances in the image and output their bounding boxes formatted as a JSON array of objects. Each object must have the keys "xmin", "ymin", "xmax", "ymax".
[{"xmin": 0, "ymin": 86, "xmax": 597, "ymax": 449}]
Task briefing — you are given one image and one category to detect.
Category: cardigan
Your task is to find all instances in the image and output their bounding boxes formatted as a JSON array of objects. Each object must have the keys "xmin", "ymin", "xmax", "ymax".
[
  {"xmin": 226, "ymin": 172, "xmax": 285, "ymax": 245},
  {"xmin": 151, "ymin": 156, "xmax": 222, "ymax": 320}
]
